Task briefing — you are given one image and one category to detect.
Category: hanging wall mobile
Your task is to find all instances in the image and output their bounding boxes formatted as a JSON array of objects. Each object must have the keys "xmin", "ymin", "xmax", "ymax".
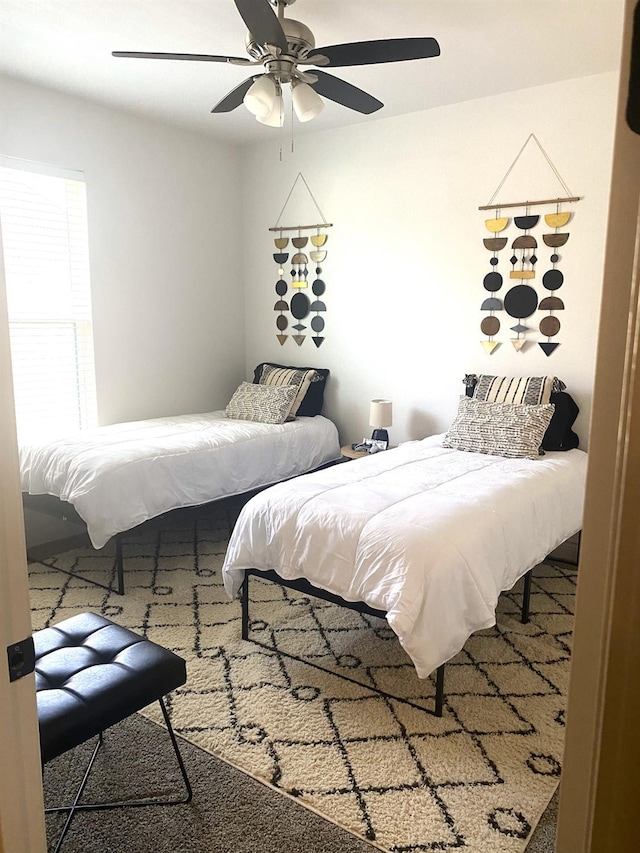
[
  {"xmin": 479, "ymin": 133, "xmax": 581, "ymax": 356},
  {"xmin": 269, "ymin": 172, "xmax": 332, "ymax": 348}
]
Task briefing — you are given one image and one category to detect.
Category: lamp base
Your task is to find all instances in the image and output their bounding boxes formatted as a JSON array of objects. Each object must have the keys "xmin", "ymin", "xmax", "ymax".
[{"xmin": 371, "ymin": 428, "xmax": 389, "ymax": 443}]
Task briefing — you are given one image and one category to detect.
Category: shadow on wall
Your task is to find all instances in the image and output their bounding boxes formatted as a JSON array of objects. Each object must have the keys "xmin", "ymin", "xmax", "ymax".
[{"xmin": 407, "ymin": 410, "xmax": 439, "ymax": 441}]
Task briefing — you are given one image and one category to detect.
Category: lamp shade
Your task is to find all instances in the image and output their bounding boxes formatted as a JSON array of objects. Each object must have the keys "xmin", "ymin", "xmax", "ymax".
[
  {"xmin": 243, "ymin": 75, "xmax": 278, "ymax": 120},
  {"xmin": 256, "ymin": 94, "xmax": 284, "ymax": 127},
  {"xmin": 370, "ymin": 399, "xmax": 393, "ymax": 428},
  {"xmin": 292, "ymin": 82, "xmax": 324, "ymax": 122}
]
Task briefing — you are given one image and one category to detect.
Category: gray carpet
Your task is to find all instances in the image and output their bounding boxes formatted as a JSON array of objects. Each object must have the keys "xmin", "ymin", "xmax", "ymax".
[{"xmin": 43, "ymin": 712, "xmax": 557, "ymax": 852}]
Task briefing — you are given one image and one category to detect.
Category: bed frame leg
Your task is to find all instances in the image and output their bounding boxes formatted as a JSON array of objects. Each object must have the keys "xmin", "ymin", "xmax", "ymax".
[
  {"xmin": 115, "ymin": 535, "xmax": 124, "ymax": 595},
  {"xmin": 434, "ymin": 664, "xmax": 445, "ymax": 717},
  {"xmin": 241, "ymin": 575, "xmax": 250, "ymax": 640},
  {"xmin": 521, "ymin": 569, "xmax": 532, "ymax": 624}
]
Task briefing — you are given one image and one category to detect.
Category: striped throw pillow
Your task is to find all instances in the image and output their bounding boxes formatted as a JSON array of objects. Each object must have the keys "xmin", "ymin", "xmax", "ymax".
[
  {"xmin": 225, "ymin": 382, "xmax": 298, "ymax": 424},
  {"xmin": 442, "ymin": 397, "xmax": 555, "ymax": 459},
  {"xmin": 473, "ymin": 375, "xmax": 555, "ymax": 406},
  {"xmin": 257, "ymin": 364, "xmax": 318, "ymax": 419}
]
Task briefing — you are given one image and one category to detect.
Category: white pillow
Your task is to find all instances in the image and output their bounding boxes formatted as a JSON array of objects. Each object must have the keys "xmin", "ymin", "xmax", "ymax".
[
  {"xmin": 225, "ymin": 382, "xmax": 298, "ymax": 424},
  {"xmin": 442, "ymin": 397, "xmax": 555, "ymax": 459}
]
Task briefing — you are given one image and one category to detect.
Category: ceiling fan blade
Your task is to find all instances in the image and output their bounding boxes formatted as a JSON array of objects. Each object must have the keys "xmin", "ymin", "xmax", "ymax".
[
  {"xmin": 310, "ymin": 71, "xmax": 382, "ymax": 115},
  {"xmin": 112, "ymin": 51, "xmax": 251, "ymax": 65},
  {"xmin": 309, "ymin": 37, "xmax": 441, "ymax": 67},
  {"xmin": 233, "ymin": 0, "xmax": 288, "ymax": 53},
  {"xmin": 211, "ymin": 77, "xmax": 257, "ymax": 113}
]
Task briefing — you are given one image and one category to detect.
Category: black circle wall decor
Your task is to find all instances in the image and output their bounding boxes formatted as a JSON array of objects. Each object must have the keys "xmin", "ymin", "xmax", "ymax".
[
  {"xmin": 504, "ymin": 284, "xmax": 539, "ymax": 318},
  {"xmin": 290, "ymin": 292, "xmax": 311, "ymax": 321},
  {"xmin": 542, "ymin": 269, "xmax": 564, "ymax": 291},
  {"xmin": 483, "ymin": 272, "xmax": 503, "ymax": 292}
]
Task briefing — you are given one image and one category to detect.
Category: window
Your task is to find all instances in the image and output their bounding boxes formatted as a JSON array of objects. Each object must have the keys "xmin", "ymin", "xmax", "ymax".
[{"xmin": 0, "ymin": 157, "xmax": 97, "ymax": 443}]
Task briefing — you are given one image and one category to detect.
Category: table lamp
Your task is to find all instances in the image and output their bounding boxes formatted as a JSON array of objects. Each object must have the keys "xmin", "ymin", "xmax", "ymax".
[{"xmin": 369, "ymin": 399, "xmax": 393, "ymax": 444}]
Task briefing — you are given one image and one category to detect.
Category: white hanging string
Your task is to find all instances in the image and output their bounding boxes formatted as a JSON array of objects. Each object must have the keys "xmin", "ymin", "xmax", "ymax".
[
  {"xmin": 481, "ymin": 133, "xmax": 579, "ymax": 211},
  {"xmin": 271, "ymin": 172, "xmax": 332, "ymax": 230}
]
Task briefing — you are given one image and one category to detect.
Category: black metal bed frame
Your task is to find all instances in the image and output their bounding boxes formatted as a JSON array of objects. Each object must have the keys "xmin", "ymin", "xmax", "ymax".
[
  {"xmin": 24, "ymin": 458, "xmax": 341, "ymax": 595},
  {"xmin": 240, "ymin": 530, "xmax": 581, "ymax": 718}
]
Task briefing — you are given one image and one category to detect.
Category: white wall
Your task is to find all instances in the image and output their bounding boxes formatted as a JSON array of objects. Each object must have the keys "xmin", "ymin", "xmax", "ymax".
[
  {"xmin": 0, "ymin": 75, "xmax": 245, "ymax": 425},
  {"xmin": 0, "ymin": 71, "xmax": 619, "ymax": 447},
  {"xmin": 241, "ymin": 73, "xmax": 618, "ymax": 448}
]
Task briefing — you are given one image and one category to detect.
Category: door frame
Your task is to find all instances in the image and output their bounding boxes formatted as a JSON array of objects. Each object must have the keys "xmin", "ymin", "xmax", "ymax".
[
  {"xmin": 0, "ymin": 232, "xmax": 46, "ymax": 849},
  {"xmin": 557, "ymin": 0, "xmax": 640, "ymax": 849}
]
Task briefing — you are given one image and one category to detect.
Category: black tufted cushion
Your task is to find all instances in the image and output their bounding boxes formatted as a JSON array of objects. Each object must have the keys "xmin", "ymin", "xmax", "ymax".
[{"xmin": 35, "ymin": 612, "xmax": 186, "ymax": 764}]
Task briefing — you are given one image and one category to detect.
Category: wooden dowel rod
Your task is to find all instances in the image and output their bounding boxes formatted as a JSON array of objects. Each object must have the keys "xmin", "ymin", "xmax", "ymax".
[
  {"xmin": 269, "ymin": 223, "xmax": 333, "ymax": 232},
  {"xmin": 479, "ymin": 196, "xmax": 581, "ymax": 211}
]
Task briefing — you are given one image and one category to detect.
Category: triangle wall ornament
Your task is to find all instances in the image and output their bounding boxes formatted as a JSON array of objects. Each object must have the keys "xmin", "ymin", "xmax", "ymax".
[{"xmin": 269, "ymin": 172, "xmax": 332, "ymax": 348}]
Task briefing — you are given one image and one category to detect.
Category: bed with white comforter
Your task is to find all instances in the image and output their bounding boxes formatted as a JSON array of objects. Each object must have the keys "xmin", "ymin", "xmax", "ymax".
[
  {"xmin": 222, "ymin": 434, "xmax": 587, "ymax": 678},
  {"xmin": 21, "ymin": 411, "xmax": 340, "ymax": 549}
]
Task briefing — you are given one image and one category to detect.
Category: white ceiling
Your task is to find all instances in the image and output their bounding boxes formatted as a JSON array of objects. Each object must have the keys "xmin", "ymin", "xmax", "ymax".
[{"xmin": 0, "ymin": 0, "xmax": 624, "ymax": 144}]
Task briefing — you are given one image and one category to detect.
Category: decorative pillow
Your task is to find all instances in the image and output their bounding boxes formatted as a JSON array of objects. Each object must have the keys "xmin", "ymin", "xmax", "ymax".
[
  {"xmin": 253, "ymin": 363, "xmax": 329, "ymax": 417},
  {"xmin": 225, "ymin": 382, "xmax": 298, "ymax": 424},
  {"xmin": 472, "ymin": 374, "xmax": 558, "ymax": 406},
  {"xmin": 442, "ymin": 397, "xmax": 555, "ymax": 459}
]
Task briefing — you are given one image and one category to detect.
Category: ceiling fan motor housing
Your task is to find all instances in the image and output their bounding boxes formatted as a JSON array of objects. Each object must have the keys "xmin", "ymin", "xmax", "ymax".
[{"xmin": 245, "ymin": 17, "xmax": 315, "ymax": 63}]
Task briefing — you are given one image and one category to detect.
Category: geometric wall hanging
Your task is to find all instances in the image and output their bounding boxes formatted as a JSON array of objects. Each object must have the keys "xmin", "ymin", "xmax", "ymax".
[
  {"xmin": 478, "ymin": 134, "xmax": 581, "ymax": 355},
  {"xmin": 269, "ymin": 172, "xmax": 332, "ymax": 348}
]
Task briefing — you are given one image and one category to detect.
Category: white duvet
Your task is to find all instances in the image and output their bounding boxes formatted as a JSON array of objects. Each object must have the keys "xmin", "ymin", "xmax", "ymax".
[
  {"xmin": 20, "ymin": 412, "xmax": 340, "ymax": 549},
  {"xmin": 222, "ymin": 435, "xmax": 587, "ymax": 678}
]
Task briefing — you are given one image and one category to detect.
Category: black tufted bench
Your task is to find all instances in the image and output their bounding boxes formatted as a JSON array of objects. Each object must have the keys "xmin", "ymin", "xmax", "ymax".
[{"xmin": 35, "ymin": 612, "xmax": 192, "ymax": 851}]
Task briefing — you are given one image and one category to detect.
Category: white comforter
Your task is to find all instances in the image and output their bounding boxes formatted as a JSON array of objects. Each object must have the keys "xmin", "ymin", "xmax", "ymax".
[
  {"xmin": 20, "ymin": 412, "xmax": 340, "ymax": 549},
  {"xmin": 222, "ymin": 435, "xmax": 587, "ymax": 678}
]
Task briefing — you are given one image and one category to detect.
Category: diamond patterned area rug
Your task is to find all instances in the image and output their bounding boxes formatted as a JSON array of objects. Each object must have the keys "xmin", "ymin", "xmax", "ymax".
[{"xmin": 28, "ymin": 506, "xmax": 576, "ymax": 853}]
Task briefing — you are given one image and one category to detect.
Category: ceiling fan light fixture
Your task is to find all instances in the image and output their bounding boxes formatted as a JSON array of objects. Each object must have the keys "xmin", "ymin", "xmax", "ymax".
[
  {"xmin": 256, "ymin": 92, "xmax": 284, "ymax": 126},
  {"xmin": 291, "ymin": 81, "xmax": 324, "ymax": 122},
  {"xmin": 243, "ymin": 74, "xmax": 277, "ymax": 119}
]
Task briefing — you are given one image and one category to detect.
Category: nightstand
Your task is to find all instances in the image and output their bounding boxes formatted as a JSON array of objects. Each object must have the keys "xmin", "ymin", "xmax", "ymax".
[
  {"xmin": 340, "ymin": 444, "xmax": 370, "ymax": 460},
  {"xmin": 340, "ymin": 444, "xmax": 396, "ymax": 460}
]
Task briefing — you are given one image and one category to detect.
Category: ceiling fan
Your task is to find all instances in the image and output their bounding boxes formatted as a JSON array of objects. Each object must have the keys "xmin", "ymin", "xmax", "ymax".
[{"xmin": 112, "ymin": 0, "xmax": 440, "ymax": 127}]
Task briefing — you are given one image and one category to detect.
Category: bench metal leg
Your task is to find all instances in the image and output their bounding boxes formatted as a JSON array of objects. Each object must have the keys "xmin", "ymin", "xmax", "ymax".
[{"xmin": 45, "ymin": 696, "xmax": 192, "ymax": 851}]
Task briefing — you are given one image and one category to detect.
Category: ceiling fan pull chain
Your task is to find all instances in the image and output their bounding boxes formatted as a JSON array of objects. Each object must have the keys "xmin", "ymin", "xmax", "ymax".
[{"xmin": 291, "ymin": 98, "xmax": 295, "ymax": 155}]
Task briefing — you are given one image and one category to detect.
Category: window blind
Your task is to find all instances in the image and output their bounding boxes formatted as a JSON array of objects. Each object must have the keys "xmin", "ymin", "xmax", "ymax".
[{"xmin": 0, "ymin": 157, "xmax": 97, "ymax": 443}]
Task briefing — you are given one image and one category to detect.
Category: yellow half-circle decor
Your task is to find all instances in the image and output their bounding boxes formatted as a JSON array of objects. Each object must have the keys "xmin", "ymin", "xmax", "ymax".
[
  {"xmin": 485, "ymin": 217, "xmax": 509, "ymax": 233},
  {"xmin": 544, "ymin": 212, "xmax": 571, "ymax": 229},
  {"xmin": 311, "ymin": 234, "xmax": 328, "ymax": 247}
]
